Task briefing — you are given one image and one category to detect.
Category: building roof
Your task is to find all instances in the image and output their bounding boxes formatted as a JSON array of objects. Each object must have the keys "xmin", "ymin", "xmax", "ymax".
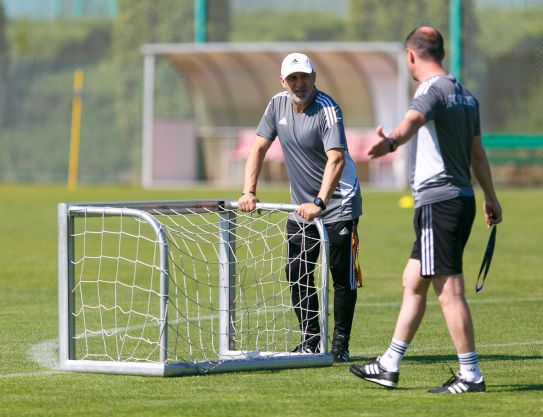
[{"xmin": 141, "ymin": 42, "xmax": 409, "ymax": 131}]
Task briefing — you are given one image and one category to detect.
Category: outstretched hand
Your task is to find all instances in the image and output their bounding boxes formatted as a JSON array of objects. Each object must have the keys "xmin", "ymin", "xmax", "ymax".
[{"xmin": 368, "ymin": 125, "xmax": 391, "ymax": 159}]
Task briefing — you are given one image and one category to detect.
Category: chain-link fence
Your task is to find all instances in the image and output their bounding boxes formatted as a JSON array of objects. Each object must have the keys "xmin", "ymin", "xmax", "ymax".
[{"xmin": 0, "ymin": 0, "xmax": 542, "ymax": 185}]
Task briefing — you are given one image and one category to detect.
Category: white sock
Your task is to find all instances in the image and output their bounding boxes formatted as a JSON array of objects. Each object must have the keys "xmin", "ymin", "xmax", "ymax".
[
  {"xmin": 379, "ymin": 338, "xmax": 409, "ymax": 372},
  {"xmin": 458, "ymin": 351, "xmax": 482, "ymax": 382}
]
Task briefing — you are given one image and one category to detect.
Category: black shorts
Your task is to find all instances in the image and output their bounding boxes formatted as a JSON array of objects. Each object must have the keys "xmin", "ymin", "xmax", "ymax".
[{"xmin": 410, "ymin": 197, "xmax": 475, "ymax": 277}]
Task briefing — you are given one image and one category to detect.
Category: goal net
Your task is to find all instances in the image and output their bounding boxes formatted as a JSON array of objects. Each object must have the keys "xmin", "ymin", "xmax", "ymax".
[{"xmin": 58, "ymin": 199, "xmax": 332, "ymax": 376}]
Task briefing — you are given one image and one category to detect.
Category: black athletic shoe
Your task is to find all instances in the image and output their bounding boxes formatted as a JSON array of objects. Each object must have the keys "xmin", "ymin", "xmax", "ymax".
[
  {"xmin": 349, "ymin": 357, "xmax": 399, "ymax": 389},
  {"xmin": 427, "ymin": 372, "xmax": 486, "ymax": 394},
  {"xmin": 331, "ymin": 332, "xmax": 350, "ymax": 363},
  {"xmin": 291, "ymin": 339, "xmax": 320, "ymax": 354}
]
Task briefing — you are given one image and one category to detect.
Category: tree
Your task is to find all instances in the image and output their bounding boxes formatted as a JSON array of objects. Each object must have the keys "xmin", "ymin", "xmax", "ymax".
[
  {"xmin": 111, "ymin": 0, "xmax": 231, "ymax": 176},
  {"xmin": 0, "ymin": 3, "xmax": 9, "ymax": 128},
  {"xmin": 347, "ymin": 0, "xmax": 448, "ymax": 42},
  {"xmin": 207, "ymin": 0, "xmax": 231, "ymax": 42},
  {"xmin": 488, "ymin": 35, "xmax": 543, "ymax": 133},
  {"xmin": 346, "ymin": 0, "xmax": 479, "ymax": 79}
]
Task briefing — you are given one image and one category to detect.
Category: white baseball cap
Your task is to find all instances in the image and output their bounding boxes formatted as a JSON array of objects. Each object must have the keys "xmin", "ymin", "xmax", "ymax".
[{"xmin": 280, "ymin": 53, "xmax": 314, "ymax": 79}]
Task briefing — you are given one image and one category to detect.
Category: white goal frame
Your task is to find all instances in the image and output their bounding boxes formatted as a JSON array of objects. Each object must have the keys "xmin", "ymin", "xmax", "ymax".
[{"xmin": 58, "ymin": 199, "xmax": 332, "ymax": 376}]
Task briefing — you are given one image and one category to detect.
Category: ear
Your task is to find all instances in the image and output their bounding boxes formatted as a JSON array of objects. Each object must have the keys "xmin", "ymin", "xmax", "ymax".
[
  {"xmin": 407, "ymin": 48, "xmax": 416, "ymax": 65},
  {"xmin": 280, "ymin": 76, "xmax": 287, "ymax": 89}
]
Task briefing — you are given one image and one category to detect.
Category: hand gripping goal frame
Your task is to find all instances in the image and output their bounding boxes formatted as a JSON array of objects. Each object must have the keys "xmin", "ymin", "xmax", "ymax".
[{"xmin": 58, "ymin": 199, "xmax": 332, "ymax": 376}]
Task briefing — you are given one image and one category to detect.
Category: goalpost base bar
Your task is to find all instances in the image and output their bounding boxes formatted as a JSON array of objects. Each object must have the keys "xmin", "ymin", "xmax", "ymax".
[{"xmin": 60, "ymin": 354, "xmax": 334, "ymax": 377}]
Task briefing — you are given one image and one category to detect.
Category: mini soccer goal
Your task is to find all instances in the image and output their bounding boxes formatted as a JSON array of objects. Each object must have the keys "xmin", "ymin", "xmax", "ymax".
[{"xmin": 58, "ymin": 199, "xmax": 332, "ymax": 376}]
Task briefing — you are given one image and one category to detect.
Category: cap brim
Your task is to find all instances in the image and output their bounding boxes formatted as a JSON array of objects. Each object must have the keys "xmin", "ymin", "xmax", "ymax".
[{"xmin": 281, "ymin": 66, "xmax": 313, "ymax": 79}]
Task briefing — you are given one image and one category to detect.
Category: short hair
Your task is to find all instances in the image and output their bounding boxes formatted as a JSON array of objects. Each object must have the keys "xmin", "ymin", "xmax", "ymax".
[{"xmin": 405, "ymin": 26, "xmax": 445, "ymax": 62}]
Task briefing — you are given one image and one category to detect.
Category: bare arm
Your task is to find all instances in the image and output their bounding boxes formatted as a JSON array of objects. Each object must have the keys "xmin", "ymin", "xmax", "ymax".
[
  {"xmin": 297, "ymin": 148, "xmax": 345, "ymax": 221},
  {"xmin": 237, "ymin": 135, "xmax": 273, "ymax": 212},
  {"xmin": 471, "ymin": 135, "xmax": 502, "ymax": 226},
  {"xmin": 368, "ymin": 110, "xmax": 426, "ymax": 159}
]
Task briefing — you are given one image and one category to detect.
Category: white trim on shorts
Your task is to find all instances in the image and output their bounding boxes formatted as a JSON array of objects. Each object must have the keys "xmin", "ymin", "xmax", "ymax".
[{"xmin": 421, "ymin": 205, "xmax": 435, "ymax": 276}]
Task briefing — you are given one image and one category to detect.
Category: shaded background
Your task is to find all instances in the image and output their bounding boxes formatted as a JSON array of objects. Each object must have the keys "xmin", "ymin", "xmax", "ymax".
[{"xmin": 0, "ymin": 0, "xmax": 541, "ymax": 186}]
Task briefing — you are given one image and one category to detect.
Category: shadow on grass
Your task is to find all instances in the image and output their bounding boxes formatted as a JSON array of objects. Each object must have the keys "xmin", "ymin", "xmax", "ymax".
[
  {"xmin": 348, "ymin": 354, "xmax": 543, "ymax": 392},
  {"xmin": 490, "ymin": 384, "xmax": 543, "ymax": 392},
  {"xmin": 351, "ymin": 353, "xmax": 543, "ymax": 364},
  {"xmin": 404, "ymin": 353, "xmax": 543, "ymax": 363}
]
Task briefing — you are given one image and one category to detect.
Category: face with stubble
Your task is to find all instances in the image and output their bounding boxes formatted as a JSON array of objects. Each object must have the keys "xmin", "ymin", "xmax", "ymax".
[{"xmin": 281, "ymin": 71, "xmax": 316, "ymax": 109}]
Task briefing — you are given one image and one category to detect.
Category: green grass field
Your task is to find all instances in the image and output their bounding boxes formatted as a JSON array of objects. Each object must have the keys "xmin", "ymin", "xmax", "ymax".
[{"xmin": 1, "ymin": 184, "xmax": 542, "ymax": 417}]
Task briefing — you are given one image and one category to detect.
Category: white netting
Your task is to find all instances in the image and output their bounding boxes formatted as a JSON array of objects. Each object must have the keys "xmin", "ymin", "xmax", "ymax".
[
  {"xmin": 68, "ymin": 201, "xmax": 327, "ymax": 371},
  {"xmin": 71, "ymin": 210, "xmax": 165, "ymax": 362}
]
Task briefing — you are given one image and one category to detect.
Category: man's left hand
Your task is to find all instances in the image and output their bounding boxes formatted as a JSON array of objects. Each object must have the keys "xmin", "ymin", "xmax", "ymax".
[{"xmin": 296, "ymin": 202, "xmax": 322, "ymax": 221}]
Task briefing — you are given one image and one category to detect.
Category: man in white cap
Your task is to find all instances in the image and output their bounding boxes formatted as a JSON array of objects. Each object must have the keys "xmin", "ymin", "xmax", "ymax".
[{"xmin": 238, "ymin": 53, "xmax": 363, "ymax": 362}]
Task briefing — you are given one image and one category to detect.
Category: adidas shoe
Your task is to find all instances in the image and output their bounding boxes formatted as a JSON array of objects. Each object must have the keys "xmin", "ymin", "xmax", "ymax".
[
  {"xmin": 427, "ymin": 372, "xmax": 486, "ymax": 394},
  {"xmin": 331, "ymin": 332, "xmax": 350, "ymax": 363},
  {"xmin": 349, "ymin": 357, "xmax": 399, "ymax": 389}
]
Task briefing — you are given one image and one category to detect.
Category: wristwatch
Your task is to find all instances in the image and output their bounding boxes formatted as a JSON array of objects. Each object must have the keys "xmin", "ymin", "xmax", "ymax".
[
  {"xmin": 313, "ymin": 197, "xmax": 326, "ymax": 211},
  {"xmin": 386, "ymin": 137, "xmax": 399, "ymax": 152}
]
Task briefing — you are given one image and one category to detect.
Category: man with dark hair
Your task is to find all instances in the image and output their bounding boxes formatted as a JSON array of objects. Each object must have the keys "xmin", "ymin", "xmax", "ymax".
[
  {"xmin": 404, "ymin": 26, "xmax": 445, "ymax": 61},
  {"xmin": 238, "ymin": 53, "xmax": 362, "ymax": 362},
  {"xmin": 349, "ymin": 26, "xmax": 502, "ymax": 393}
]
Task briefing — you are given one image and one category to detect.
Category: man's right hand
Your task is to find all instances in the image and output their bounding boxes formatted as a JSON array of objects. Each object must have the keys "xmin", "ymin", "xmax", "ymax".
[
  {"xmin": 368, "ymin": 125, "xmax": 392, "ymax": 159},
  {"xmin": 238, "ymin": 192, "xmax": 259, "ymax": 212}
]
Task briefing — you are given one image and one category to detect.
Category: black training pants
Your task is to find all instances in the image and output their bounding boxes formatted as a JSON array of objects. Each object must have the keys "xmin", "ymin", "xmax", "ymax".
[{"xmin": 286, "ymin": 218, "xmax": 359, "ymax": 343}]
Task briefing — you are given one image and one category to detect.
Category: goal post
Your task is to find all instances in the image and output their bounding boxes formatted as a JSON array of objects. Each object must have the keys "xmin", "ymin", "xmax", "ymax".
[{"xmin": 58, "ymin": 199, "xmax": 332, "ymax": 376}]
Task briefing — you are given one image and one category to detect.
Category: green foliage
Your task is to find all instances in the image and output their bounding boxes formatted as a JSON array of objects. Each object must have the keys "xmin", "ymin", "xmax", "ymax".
[
  {"xmin": 154, "ymin": 60, "xmax": 192, "ymax": 120},
  {"xmin": 0, "ymin": 185, "xmax": 542, "ymax": 416},
  {"xmin": 230, "ymin": 10, "xmax": 345, "ymax": 41},
  {"xmin": 476, "ymin": 6, "xmax": 543, "ymax": 133},
  {"xmin": 0, "ymin": 3, "xmax": 9, "ymax": 128},
  {"xmin": 6, "ymin": 19, "xmax": 111, "ymax": 60},
  {"xmin": 346, "ymin": 0, "xmax": 449, "ymax": 41},
  {"xmin": 0, "ymin": 59, "xmax": 126, "ymax": 182},
  {"xmin": 112, "ymin": 0, "xmax": 193, "ymax": 59},
  {"xmin": 0, "ymin": 16, "xmax": 125, "ymax": 182},
  {"xmin": 207, "ymin": 0, "xmax": 232, "ymax": 42},
  {"xmin": 486, "ymin": 41, "xmax": 543, "ymax": 133},
  {"xmin": 0, "ymin": 1, "xmax": 541, "ymax": 185},
  {"xmin": 475, "ymin": 5, "xmax": 543, "ymax": 59},
  {"xmin": 111, "ymin": 0, "xmax": 199, "ymax": 179},
  {"xmin": 0, "ymin": 3, "xmax": 7, "ymax": 53},
  {"xmin": 346, "ymin": 0, "xmax": 480, "ymax": 70},
  {"xmin": 503, "ymin": 75, "xmax": 543, "ymax": 133}
]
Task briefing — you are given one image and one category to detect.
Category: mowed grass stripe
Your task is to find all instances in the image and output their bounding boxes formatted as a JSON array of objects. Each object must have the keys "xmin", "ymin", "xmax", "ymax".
[{"xmin": 18, "ymin": 295, "xmax": 543, "ymax": 375}]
